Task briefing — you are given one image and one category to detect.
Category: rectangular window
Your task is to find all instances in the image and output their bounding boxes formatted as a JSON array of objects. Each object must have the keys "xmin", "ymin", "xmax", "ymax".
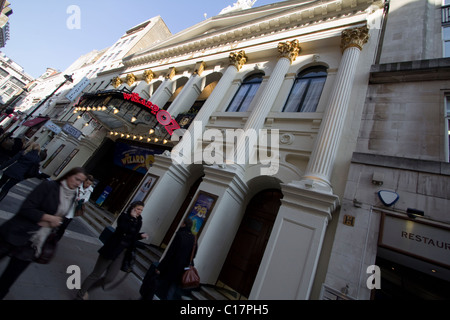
[
  {"xmin": 443, "ymin": 27, "xmax": 450, "ymax": 57},
  {"xmin": 446, "ymin": 96, "xmax": 450, "ymax": 162}
]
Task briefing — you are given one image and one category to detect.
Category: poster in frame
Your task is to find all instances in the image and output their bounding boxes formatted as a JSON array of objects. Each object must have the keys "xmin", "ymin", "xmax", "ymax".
[
  {"xmin": 129, "ymin": 173, "xmax": 159, "ymax": 204},
  {"xmin": 186, "ymin": 191, "xmax": 218, "ymax": 236}
]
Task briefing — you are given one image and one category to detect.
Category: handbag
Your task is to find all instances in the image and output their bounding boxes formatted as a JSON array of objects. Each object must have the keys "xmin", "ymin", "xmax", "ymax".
[
  {"xmin": 34, "ymin": 229, "xmax": 59, "ymax": 264},
  {"xmin": 180, "ymin": 236, "xmax": 200, "ymax": 289},
  {"xmin": 74, "ymin": 199, "xmax": 85, "ymax": 217}
]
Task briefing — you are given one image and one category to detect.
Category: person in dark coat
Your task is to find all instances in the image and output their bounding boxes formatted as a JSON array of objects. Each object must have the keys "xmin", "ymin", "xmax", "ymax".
[
  {"xmin": 76, "ymin": 201, "xmax": 148, "ymax": 300},
  {"xmin": 155, "ymin": 217, "xmax": 197, "ymax": 300},
  {"xmin": 0, "ymin": 142, "xmax": 42, "ymax": 202},
  {"xmin": 0, "ymin": 166, "xmax": 87, "ymax": 299}
]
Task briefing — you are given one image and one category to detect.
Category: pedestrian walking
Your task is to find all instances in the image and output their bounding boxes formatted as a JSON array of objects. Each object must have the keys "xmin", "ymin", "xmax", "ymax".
[
  {"xmin": 0, "ymin": 142, "xmax": 42, "ymax": 202},
  {"xmin": 76, "ymin": 200, "xmax": 148, "ymax": 300},
  {"xmin": 55, "ymin": 174, "xmax": 95, "ymax": 241},
  {"xmin": 154, "ymin": 217, "xmax": 197, "ymax": 300},
  {"xmin": 0, "ymin": 166, "xmax": 87, "ymax": 299}
]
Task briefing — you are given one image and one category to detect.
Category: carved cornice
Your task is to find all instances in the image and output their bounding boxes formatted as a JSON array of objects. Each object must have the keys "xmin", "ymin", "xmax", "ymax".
[
  {"xmin": 278, "ymin": 39, "xmax": 301, "ymax": 64},
  {"xmin": 122, "ymin": 0, "xmax": 379, "ymax": 68},
  {"xmin": 229, "ymin": 50, "xmax": 248, "ymax": 71},
  {"xmin": 340, "ymin": 25, "xmax": 369, "ymax": 52}
]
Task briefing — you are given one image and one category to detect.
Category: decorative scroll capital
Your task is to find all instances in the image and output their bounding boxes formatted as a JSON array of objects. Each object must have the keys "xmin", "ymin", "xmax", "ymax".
[
  {"xmin": 126, "ymin": 73, "xmax": 136, "ymax": 86},
  {"xmin": 166, "ymin": 67, "xmax": 176, "ymax": 80},
  {"xmin": 143, "ymin": 70, "xmax": 155, "ymax": 83},
  {"xmin": 194, "ymin": 61, "xmax": 206, "ymax": 76},
  {"xmin": 111, "ymin": 76, "xmax": 122, "ymax": 88},
  {"xmin": 229, "ymin": 50, "xmax": 248, "ymax": 71},
  {"xmin": 278, "ymin": 39, "xmax": 301, "ymax": 64},
  {"xmin": 341, "ymin": 26, "xmax": 370, "ymax": 52}
]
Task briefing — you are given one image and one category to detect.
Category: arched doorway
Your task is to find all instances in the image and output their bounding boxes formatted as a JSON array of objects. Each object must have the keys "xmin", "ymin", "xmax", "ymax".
[{"xmin": 218, "ymin": 189, "xmax": 282, "ymax": 298}]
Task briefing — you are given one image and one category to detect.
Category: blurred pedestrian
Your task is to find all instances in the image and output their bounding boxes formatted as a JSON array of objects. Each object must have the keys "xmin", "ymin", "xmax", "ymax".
[
  {"xmin": 0, "ymin": 166, "xmax": 87, "ymax": 299},
  {"xmin": 55, "ymin": 174, "xmax": 95, "ymax": 241},
  {"xmin": 155, "ymin": 217, "xmax": 197, "ymax": 300},
  {"xmin": 76, "ymin": 200, "xmax": 148, "ymax": 300},
  {"xmin": 0, "ymin": 143, "xmax": 42, "ymax": 202}
]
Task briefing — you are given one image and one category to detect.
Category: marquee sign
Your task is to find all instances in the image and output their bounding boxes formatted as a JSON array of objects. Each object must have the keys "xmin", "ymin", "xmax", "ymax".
[{"xmin": 122, "ymin": 92, "xmax": 180, "ymax": 135}]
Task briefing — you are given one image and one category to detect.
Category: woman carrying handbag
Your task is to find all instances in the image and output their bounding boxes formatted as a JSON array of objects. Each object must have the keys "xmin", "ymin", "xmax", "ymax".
[
  {"xmin": 0, "ymin": 167, "xmax": 88, "ymax": 299},
  {"xmin": 155, "ymin": 218, "xmax": 197, "ymax": 300},
  {"xmin": 76, "ymin": 201, "xmax": 148, "ymax": 300}
]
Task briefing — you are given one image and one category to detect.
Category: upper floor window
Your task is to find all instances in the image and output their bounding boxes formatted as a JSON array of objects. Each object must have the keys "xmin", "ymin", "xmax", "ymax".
[
  {"xmin": 226, "ymin": 73, "xmax": 263, "ymax": 112},
  {"xmin": 446, "ymin": 96, "xmax": 450, "ymax": 162},
  {"xmin": 282, "ymin": 67, "xmax": 327, "ymax": 112}
]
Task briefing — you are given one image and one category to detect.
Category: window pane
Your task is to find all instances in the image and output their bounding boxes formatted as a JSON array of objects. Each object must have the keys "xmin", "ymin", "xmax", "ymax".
[
  {"xmin": 227, "ymin": 84, "xmax": 250, "ymax": 112},
  {"xmin": 226, "ymin": 73, "xmax": 263, "ymax": 112},
  {"xmin": 300, "ymin": 78, "xmax": 326, "ymax": 112},
  {"xmin": 445, "ymin": 41, "xmax": 450, "ymax": 58},
  {"xmin": 283, "ymin": 80, "xmax": 308, "ymax": 112},
  {"xmin": 283, "ymin": 67, "xmax": 327, "ymax": 113},
  {"xmin": 238, "ymin": 83, "xmax": 260, "ymax": 112}
]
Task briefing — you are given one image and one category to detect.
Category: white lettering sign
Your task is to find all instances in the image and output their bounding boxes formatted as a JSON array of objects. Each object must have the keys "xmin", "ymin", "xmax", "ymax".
[{"xmin": 66, "ymin": 77, "xmax": 90, "ymax": 102}]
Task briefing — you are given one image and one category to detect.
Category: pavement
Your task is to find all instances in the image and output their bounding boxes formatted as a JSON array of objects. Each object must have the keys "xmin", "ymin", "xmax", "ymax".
[{"xmin": 0, "ymin": 177, "xmax": 143, "ymax": 301}]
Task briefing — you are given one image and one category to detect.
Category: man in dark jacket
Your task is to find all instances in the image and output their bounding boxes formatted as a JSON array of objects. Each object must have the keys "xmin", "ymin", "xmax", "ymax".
[
  {"xmin": 0, "ymin": 143, "xmax": 41, "ymax": 202},
  {"xmin": 156, "ymin": 218, "xmax": 197, "ymax": 300}
]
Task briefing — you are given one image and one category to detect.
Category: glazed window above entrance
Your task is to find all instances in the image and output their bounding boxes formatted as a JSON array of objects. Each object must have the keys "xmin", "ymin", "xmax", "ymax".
[
  {"xmin": 282, "ymin": 66, "xmax": 327, "ymax": 113},
  {"xmin": 226, "ymin": 73, "xmax": 263, "ymax": 112}
]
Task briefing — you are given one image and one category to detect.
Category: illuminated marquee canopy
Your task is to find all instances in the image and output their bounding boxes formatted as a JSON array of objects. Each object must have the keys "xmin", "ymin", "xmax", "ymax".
[{"xmin": 75, "ymin": 89, "xmax": 180, "ymax": 136}]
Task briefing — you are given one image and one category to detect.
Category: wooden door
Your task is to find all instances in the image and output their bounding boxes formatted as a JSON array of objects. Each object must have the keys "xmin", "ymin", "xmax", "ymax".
[{"xmin": 218, "ymin": 189, "xmax": 282, "ymax": 297}]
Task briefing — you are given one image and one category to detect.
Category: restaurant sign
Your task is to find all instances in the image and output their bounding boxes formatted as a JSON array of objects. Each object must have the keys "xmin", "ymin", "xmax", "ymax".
[{"xmin": 378, "ymin": 213, "xmax": 450, "ymax": 268}]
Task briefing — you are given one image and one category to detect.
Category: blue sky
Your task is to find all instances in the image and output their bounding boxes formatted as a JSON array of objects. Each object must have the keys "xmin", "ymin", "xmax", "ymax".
[{"xmin": 2, "ymin": 0, "xmax": 284, "ymax": 79}]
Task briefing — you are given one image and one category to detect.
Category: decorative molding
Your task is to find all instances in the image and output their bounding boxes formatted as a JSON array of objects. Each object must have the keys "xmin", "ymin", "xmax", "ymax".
[
  {"xmin": 143, "ymin": 69, "xmax": 155, "ymax": 83},
  {"xmin": 194, "ymin": 61, "xmax": 207, "ymax": 76},
  {"xmin": 166, "ymin": 67, "xmax": 176, "ymax": 80},
  {"xmin": 126, "ymin": 73, "xmax": 136, "ymax": 86},
  {"xmin": 229, "ymin": 50, "xmax": 248, "ymax": 71},
  {"xmin": 122, "ymin": 0, "xmax": 377, "ymax": 68},
  {"xmin": 278, "ymin": 39, "xmax": 301, "ymax": 64},
  {"xmin": 340, "ymin": 25, "xmax": 369, "ymax": 52},
  {"xmin": 280, "ymin": 133, "xmax": 294, "ymax": 145}
]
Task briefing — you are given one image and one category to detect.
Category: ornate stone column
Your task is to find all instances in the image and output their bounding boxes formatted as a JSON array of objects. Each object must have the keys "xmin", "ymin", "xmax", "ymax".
[
  {"xmin": 171, "ymin": 51, "xmax": 247, "ymax": 161},
  {"xmin": 149, "ymin": 67, "xmax": 176, "ymax": 108},
  {"xmin": 299, "ymin": 26, "xmax": 369, "ymax": 194},
  {"xmin": 235, "ymin": 40, "xmax": 301, "ymax": 165},
  {"xmin": 167, "ymin": 62, "xmax": 206, "ymax": 116}
]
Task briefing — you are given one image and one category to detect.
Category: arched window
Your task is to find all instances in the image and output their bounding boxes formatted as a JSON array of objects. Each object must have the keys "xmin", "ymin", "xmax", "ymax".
[
  {"xmin": 226, "ymin": 73, "xmax": 263, "ymax": 112},
  {"xmin": 283, "ymin": 67, "xmax": 327, "ymax": 112}
]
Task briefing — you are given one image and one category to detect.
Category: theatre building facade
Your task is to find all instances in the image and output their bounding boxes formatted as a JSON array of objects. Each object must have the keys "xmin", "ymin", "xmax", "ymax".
[{"xmin": 28, "ymin": 0, "xmax": 449, "ymax": 299}]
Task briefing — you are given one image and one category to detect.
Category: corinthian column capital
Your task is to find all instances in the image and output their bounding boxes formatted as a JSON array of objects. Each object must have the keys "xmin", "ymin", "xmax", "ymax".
[
  {"xmin": 278, "ymin": 39, "xmax": 301, "ymax": 64},
  {"xmin": 229, "ymin": 50, "xmax": 248, "ymax": 71},
  {"xmin": 340, "ymin": 25, "xmax": 369, "ymax": 52}
]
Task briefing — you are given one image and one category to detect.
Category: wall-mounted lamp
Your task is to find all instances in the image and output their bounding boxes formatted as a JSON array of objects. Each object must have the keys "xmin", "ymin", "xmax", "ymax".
[{"xmin": 407, "ymin": 208, "xmax": 424, "ymax": 219}]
